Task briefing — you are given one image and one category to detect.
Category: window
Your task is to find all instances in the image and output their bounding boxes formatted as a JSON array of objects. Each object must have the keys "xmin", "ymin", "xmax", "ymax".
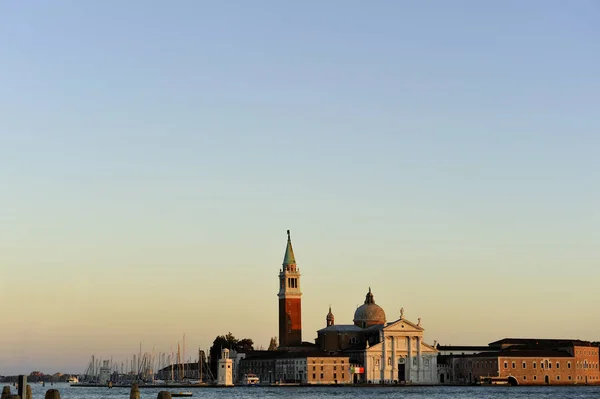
[
  {"xmin": 523, "ymin": 376, "xmax": 527, "ymax": 380},
  {"xmin": 541, "ymin": 362, "xmax": 544, "ymax": 369},
  {"xmin": 512, "ymin": 362, "xmax": 516, "ymax": 369},
  {"xmin": 548, "ymin": 362, "xmax": 552, "ymax": 369},
  {"xmin": 313, "ymin": 373, "xmax": 316, "ymax": 379},
  {"xmin": 334, "ymin": 373, "xmax": 337, "ymax": 379},
  {"xmin": 320, "ymin": 373, "xmax": 324, "ymax": 379},
  {"xmin": 556, "ymin": 376, "xmax": 560, "ymax": 381},
  {"xmin": 522, "ymin": 361, "xmax": 526, "ymax": 369},
  {"xmin": 334, "ymin": 366, "xmax": 337, "ymax": 370},
  {"xmin": 569, "ymin": 376, "xmax": 572, "ymax": 380},
  {"xmin": 342, "ymin": 373, "xmax": 345, "ymax": 379},
  {"xmin": 312, "ymin": 366, "xmax": 315, "ymax": 371},
  {"xmin": 221, "ymin": 365, "xmax": 224, "ymax": 368},
  {"xmin": 556, "ymin": 362, "xmax": 560, "ymax": 369},
  {"xmin": 533, "ymin": 376, "xmax": 537, "ymax": 381},
  {"xmin": 504, "ymin": 361, "xmax": 508, "ymax": 369},
  {"xmin": 321, "ymin": 366, "xmax": 323, "ymax": 371},
  {"xmin": 533, "ymin": 362, "xmax": 537, "ymax": 369}
]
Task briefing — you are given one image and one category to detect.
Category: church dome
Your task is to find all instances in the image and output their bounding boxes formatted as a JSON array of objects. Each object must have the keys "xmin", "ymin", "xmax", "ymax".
[{"xmin": 353, "ymin": 288, "xmax": 386, "ymax": 328}]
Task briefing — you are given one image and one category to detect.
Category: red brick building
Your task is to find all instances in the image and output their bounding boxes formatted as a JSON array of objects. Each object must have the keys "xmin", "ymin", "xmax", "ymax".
[{"xmin": 438, "ymin": 339, "xmax": 600, "ymax": 385}]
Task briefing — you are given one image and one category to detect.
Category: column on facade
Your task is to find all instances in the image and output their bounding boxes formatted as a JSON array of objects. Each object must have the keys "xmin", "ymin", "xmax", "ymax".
[
  {"xmin": 391, "ymin": 336, "xmax": 397, "ymax": 382},
  {"xmin": 381, "ymin": 334, "xmax": 386, "ymax": 382},
  {"xmin": 417, "ymin": 337, "xmax": 422, "ymax": 382},
  {"xmin": 406, "ymin": 336, "xmax": 411, "ymax": 382},
  {"xmin": 371, "ymin": 355, "xmax": 376, "ymax": 383}
]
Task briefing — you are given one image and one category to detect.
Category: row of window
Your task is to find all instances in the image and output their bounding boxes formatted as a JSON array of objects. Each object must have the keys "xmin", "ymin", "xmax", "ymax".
[
  {"xmin": 504, "ymin": 360, "xmax": 571, "ymax": 370},
  {"xmin": 311, "ymin": 360, "xmax": 345, "ymax": 365},
  {"xmin": 311, "ymin": 373, "xmax": 345, "ymax": 380},
  {"xmin": 287, "ymin": 278, "xmax": 298, "ymax": 288},
  {"xmin": 522, "ymin": 375, "xmax": 569, "ymax": 381},
  {"xmin": 518, "ymin": 375, "xmax": 599, "ymax": 382},
  {"xmin": 577, "ymin": 350, "xmax": 597, "ymax": 356},
  {"xmin": 503, "ymin": 360, "xmax": 599, "ymax": 370}
]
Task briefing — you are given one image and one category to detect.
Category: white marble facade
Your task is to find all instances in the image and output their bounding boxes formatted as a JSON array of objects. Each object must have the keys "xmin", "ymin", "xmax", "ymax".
[{"xmin": 361, "ymin": 318, "xmax": 438, "ymax": 384}]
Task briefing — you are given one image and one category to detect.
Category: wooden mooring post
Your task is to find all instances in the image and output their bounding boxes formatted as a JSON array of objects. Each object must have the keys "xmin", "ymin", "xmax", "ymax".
[
  {"xmin": 130, "ymin": 383, "xmax": 140, "ymax": 399},
  {"xmin": 17, "ymin": 376, "xmax": 26, "ymax": 399},
  {"xmin": 157, "ymin": 391, "xmax": 172, "ymax": 399},
  {"xmin": 44, "ymin": 389, "xmax": 61, "ymax": 399},
  {"xmin": 1, "ymin": 386, "xmax": 11, "ymax": 399}
]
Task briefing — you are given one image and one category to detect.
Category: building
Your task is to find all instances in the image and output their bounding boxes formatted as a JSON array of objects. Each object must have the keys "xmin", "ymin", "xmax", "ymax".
[
  {"xmin": 217, "ymin": 349, "xmax": 233, "ymax": 386},
  {"xmin": 438, "ymin": 338, "xmax": 600, "ymax": 385},
  {"xmin": 278, "ymin": 230, "xmax": 302, "ymax": 348},
  {"xmin": 315, "ymin": 288, "xmax": 439, "ymax": 384},
  {"xmin": 238, "ymin": 350, "xmax": 351, "ymax": 385}
]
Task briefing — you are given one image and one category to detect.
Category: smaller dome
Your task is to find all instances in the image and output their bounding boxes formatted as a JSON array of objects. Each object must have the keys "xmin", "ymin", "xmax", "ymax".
[{"xmin": 353, "ymin": 288, "xmax": 386, "ymax": 328}]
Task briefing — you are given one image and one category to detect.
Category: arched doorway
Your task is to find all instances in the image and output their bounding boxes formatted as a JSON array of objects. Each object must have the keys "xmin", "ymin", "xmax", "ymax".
[
  {"xmin": 507, "ymin": 376, "xmax": 519, "ymax": 386},
  {"xmin": 440, "ymin": 373, "xmax": 445, "ymax": 384},
  {"xmin": 544, "ymin": 375, "xmax": 549, "ymax": 385},
  {"xmin": 398, "ymin": 358, "xmax": 406, "ymax": 383}
]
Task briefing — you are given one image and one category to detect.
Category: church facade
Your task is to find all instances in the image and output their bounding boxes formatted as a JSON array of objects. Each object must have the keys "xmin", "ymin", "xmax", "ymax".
[{"xmin": 316, "ymin": 289, "xmax": 439, "ymax": 384}]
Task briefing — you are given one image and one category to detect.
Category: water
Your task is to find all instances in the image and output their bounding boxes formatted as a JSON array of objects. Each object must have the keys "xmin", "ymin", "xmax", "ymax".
[{"xmin": 15, "ymin": 383, "xmax": 600, "ymax": 398}]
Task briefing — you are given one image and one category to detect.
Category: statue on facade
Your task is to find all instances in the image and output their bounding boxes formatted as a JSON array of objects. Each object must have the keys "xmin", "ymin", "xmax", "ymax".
[
  {"xmin": 400, "ymin": 307, "xmax": 404, "ymax": 318},
  {"xmin": 417, "ymin": 317, "xmax": 421, "ymax": 326}
]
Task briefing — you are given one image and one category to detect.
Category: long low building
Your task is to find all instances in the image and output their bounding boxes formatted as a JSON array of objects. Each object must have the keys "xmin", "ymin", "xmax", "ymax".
[
  {"xmin": 437, "ymin": 338, "xmax": 600, "ymax": 385},
  {"xmin": 238, "ymin": 350, "xmax": 352, "ymax": 385}
]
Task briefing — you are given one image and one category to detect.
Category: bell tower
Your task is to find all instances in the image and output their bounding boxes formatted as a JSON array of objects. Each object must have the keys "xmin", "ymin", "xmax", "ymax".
[{"xmin": 278, "ymin": 230, "xmax": 302, "ymax": 348}]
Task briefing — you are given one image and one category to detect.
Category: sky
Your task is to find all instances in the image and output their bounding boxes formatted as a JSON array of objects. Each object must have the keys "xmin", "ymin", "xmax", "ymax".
[{"xmin": 0, "ymin": 0, "xmax": 599, "ymax": 375}]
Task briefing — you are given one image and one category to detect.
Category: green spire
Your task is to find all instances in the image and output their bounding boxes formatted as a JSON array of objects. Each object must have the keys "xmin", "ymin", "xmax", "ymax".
[{"xmin": 283, "ymin": 229, "xmax": 296, "ymax": 266}]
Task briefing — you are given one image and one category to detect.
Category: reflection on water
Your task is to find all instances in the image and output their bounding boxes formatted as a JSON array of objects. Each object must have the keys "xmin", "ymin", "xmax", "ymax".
[{"xmin": 9, "ymin": 383, "xmax": 600, "ymax": 399}]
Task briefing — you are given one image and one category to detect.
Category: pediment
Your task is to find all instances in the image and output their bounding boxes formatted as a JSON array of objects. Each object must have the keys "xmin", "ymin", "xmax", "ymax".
[{"xmin": 383, "ymin": 318, "xmax": 424, "ymax": 332}]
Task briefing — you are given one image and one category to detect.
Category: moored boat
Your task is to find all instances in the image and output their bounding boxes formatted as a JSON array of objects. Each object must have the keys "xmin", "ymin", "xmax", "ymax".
[{"xmin": 243, "ymin": 374, "xmax": 260, "ymax": 386}]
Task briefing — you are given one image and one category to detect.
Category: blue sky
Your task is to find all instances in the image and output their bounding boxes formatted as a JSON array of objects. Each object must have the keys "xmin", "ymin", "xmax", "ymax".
[{"xmin": 1, "ymin": 1, "xmax": 599, "ymax": 374}]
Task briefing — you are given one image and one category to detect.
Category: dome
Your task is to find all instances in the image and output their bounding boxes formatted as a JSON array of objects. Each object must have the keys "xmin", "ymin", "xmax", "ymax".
[{"xmin": 353, "ymin": 288, "xmax": 386, "ymax": 328}]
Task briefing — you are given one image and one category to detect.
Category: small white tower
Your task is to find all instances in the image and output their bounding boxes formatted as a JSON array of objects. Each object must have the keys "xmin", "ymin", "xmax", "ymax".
[
  {"xmin": 217, "ymin": 348, "xmax": 234, "ymax": 386},
  {"xmin": 99, "ymin": 360, "xmax": 111, "ymax": 385}
]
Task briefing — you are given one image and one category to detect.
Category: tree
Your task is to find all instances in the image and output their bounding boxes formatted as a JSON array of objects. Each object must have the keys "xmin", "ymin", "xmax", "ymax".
[
  {"xmin": 208, "ymin": 332, "xmax": 254, "ymax": 379},
  {"xmin": 236, "ymin": 338, "xmax": 254, "ymax": 353},
  {"xmin": 268, "ymin": 337, "xmax": 278, "ymax": 351}
]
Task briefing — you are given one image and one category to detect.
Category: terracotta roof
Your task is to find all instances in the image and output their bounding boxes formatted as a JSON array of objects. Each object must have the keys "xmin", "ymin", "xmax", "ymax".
[{"xmin": 489, "ymin": 338, "xmax": 592, "ymax": 347}]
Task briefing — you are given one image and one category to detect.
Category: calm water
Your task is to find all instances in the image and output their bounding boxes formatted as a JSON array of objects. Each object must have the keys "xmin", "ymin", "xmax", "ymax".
[{"xmin": 12, "ymin": 383, "xmax": 600, "ymax": 398}]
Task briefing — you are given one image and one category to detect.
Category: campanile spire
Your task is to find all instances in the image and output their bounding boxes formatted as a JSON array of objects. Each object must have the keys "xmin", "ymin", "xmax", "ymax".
[{"xmin": 283, "ymin": 229, "xmax": 296, "ymax": 270}]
